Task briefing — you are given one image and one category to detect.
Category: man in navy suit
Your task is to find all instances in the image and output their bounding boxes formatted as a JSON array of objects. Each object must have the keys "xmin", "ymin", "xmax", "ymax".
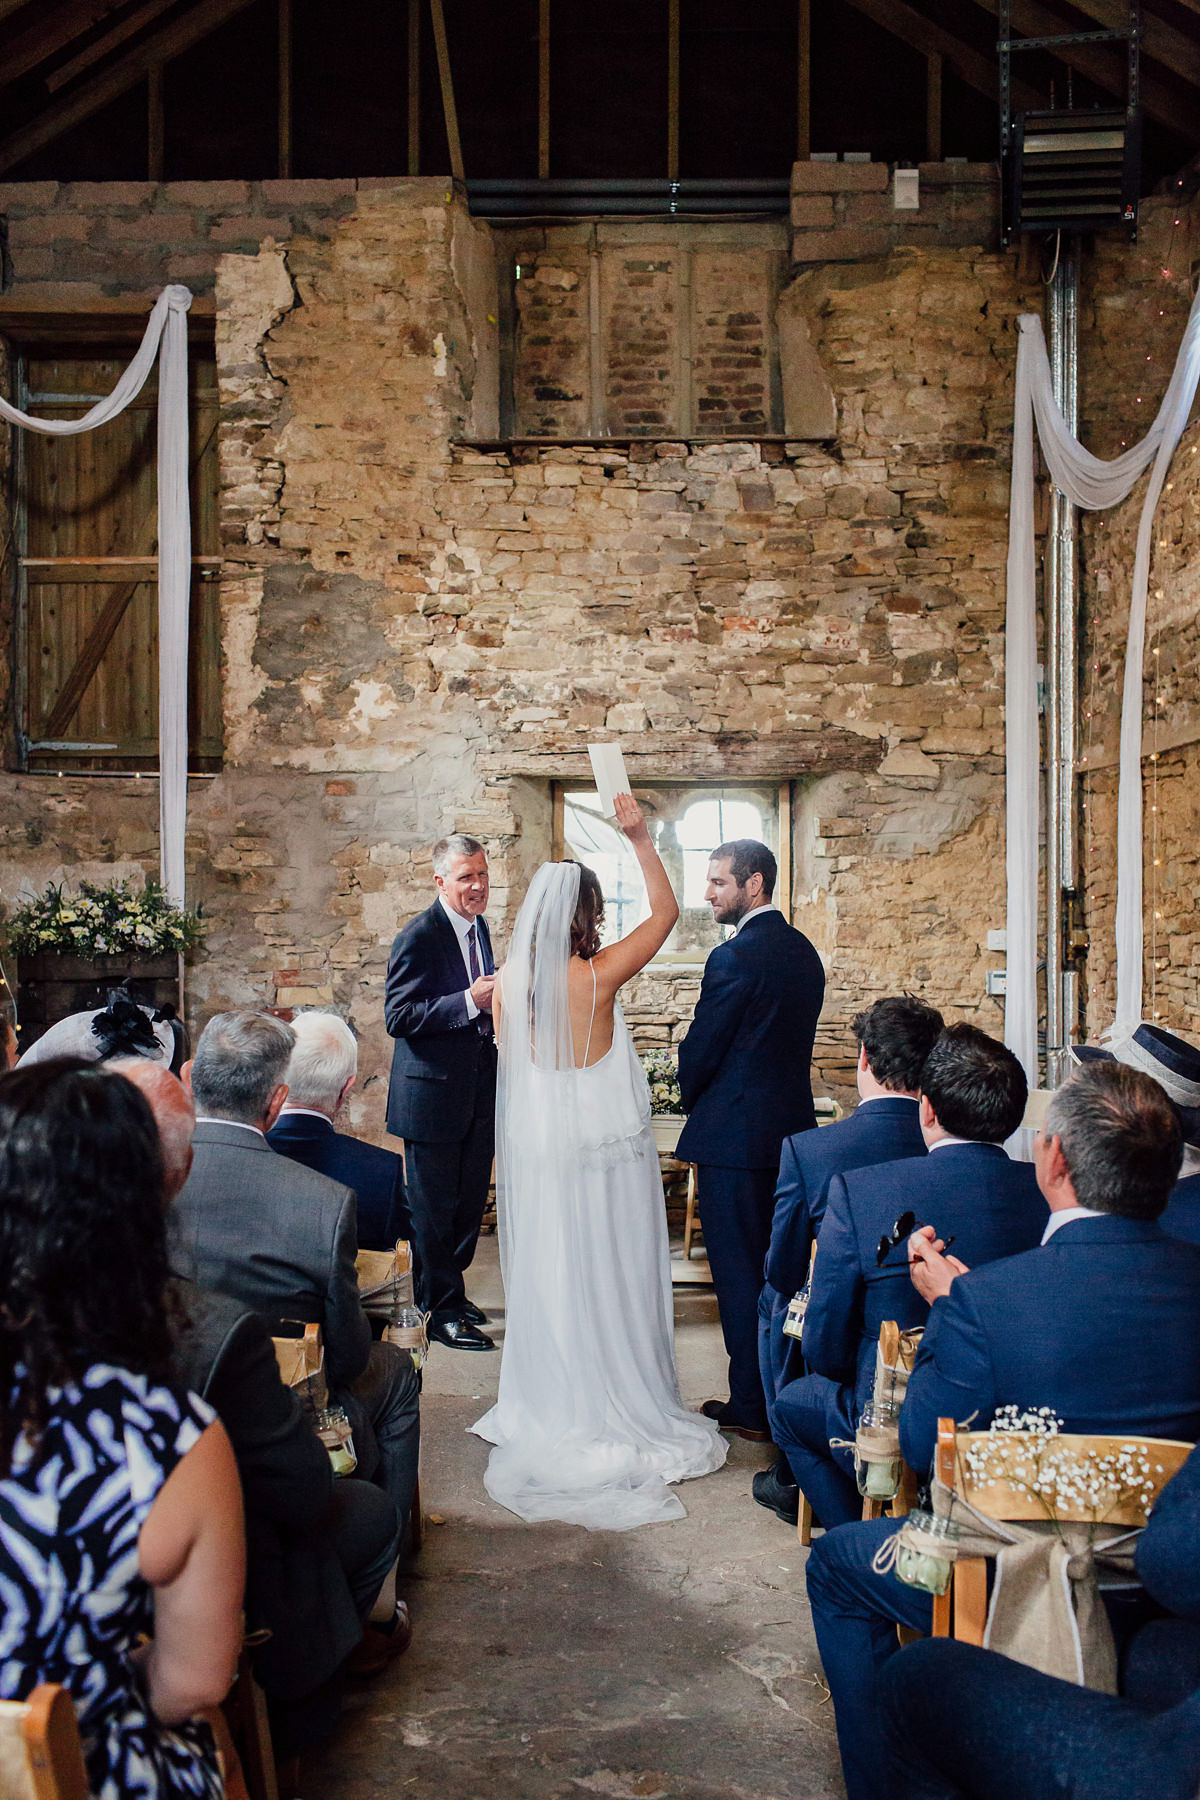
[
  {"xmin": 268, "ymin": 1010, "xmax": 410, "ymax": 1253},
  {"xmin": 385, "ymin": 834, "xmax": 498, "ymax": 1351},
  {"xmin": 677, "ymin": 838, "xmax": 825, "ymax": 1439},
  {"xmin": 753, "ymin": 994, "xmax": 943, "ymax": 1524},
  {"xmin": 774, "ymin": 1023, "xmax": 1046, "ymax": 1530},
  {"xmin": 805, "ymin": 1061, "xmax": 1200, "ymax": 1800}
]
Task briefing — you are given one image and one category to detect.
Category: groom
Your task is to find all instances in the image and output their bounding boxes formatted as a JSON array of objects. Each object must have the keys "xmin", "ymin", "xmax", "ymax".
[
  {"xmin": 385, "ymin": 833, "xmax": 498, "ymax": 1351},
  {"xmin": 677, "ymin": 839, "xmax": 825, "ymax": 1439}
]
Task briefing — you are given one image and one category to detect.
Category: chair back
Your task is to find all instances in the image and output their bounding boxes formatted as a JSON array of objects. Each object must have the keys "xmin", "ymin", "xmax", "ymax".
[
  {"xmin": 932, "ymin": 1417, "xmax": 1195, "ymax": 1644},
  {"xmin": 938, "ymin": 1419, "xmax": 1193, "ymax": 1529},
  {"xmin": 0, "ymin": 1686, "xmax": 89, "ymax": 1800},
  {"xmin": 271, "ymin": 1320, "xmax": 327, "ymax": 1414},
  {"xmin": 355, "ymin": 1238, "xmax": 413, "ymax": 1317}
]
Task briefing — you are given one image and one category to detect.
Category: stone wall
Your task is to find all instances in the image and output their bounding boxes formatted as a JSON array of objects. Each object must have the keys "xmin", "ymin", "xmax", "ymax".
[{"xmin": 3, "ymin": 168, "xmax": 1180, "ymax": 1138}]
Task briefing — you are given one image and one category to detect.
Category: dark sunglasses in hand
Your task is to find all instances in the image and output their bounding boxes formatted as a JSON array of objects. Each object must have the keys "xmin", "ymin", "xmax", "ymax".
[{"xmin": 875, "ymin": 1209, "xmax": 956, "ymax": 1268}]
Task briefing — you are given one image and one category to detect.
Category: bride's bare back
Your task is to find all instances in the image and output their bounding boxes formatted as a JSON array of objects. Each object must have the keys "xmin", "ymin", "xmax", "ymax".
[{"xmin": 499, "ymin": 793, "xmax": 680, "ymax": 1069}]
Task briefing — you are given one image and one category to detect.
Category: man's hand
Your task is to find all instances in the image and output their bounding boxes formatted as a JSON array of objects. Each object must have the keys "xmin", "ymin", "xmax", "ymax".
[
  {"xmin": 471, "ymin": 974, "xmax": 497, "ymax": 1012},
  {"xmin": 908, "ymin": 1224, "xmax": 969, "ymax": 1305},
  {"xmin": 613, "ymin": 791, "xmax": 650, "ymax": 846}
]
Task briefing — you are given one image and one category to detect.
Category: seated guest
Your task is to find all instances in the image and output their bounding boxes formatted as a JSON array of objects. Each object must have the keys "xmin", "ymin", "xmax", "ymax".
[
  {"xmin": 171, "ymin": 1010, "xmax": 420, "ymax": 1527},
  {"xmin": 805, "ymin": 1060, "xmax": 1200, "ymax": 1800},
  {"xmin": 754, "ymin": 994, "xmax": 942, "ymax": 1525},
  {"xmin": 267, "ymin": 1009, "xmax": 411, "ymax": 1252},
  {"xmin": 1096, "ymin": 1024, "xmax": 1200, "ymax": 1248},
  {"xmin": 115, "ymin": 1057, "xmax": 408, "ymax": 1755},
  {"xmin": 879, "ymin": 1440, "xmax": 1200, "ymax": 1800},
  {"xmin": 0, "ymin": 1058, "xmax": 244, "ymax": 1800},
  {"xmin": 773, "ymin": 1023, "xmax": 1044, "ymax": 1531},
  {"xmin": 18, "ymin": 984, "xmax": 182, "ymax": 1069}
]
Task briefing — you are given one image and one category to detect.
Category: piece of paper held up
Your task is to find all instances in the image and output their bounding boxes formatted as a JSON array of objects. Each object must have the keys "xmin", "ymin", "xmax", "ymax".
[{"xmin": 588, "ymin": 742, "xmax": 630, "ymax": 820}]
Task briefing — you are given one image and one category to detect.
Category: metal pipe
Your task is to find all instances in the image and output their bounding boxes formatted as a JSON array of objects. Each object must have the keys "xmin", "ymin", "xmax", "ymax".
[
  {"xmin": 469, "ymin": 177, "xmax": 791, "ymax": 194},
  {"xmin": 1045, "ymin": 236, "xmax": 1080, "ymax": 1081},
  {"xmin": 474, "ymin": 195, "xmax": 788, "ymax": 217}
]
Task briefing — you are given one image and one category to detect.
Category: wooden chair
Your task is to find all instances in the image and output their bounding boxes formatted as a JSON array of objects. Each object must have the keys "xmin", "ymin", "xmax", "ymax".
[
  {"xmin": 931, "ymin": 1416, "xmax": 1193, "ymax": 1643},
  {"xmin": 355, "ymin": 1238, "xmax": 414, "ymax": 1318},
  {"xmin": 271, "ymin": 1321, "xmax": 424, "ymax": 1551},
  {"xmin": 0, "ymin": 1687, "xmax": 88, "ymax": 1800},
  {"xmin": 860, "ymin": 1320, "xmax": 922, "ymax": 1523},
  {"xmin": 792, "ymin": 1240, "xmax": 820, "ymax": 1548},
  {"xmin": 215, "ymin": 1648, "xmax": 276, "ymax": 1800}
]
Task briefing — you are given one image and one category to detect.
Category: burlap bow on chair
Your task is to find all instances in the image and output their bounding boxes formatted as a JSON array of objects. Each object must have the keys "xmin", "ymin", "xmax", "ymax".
[{"xmin": 875, "ymin": 1476, "xmax": 1140, "ymax": 1690}]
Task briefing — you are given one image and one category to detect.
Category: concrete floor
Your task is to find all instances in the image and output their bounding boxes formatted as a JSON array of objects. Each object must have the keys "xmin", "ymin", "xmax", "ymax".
[{"xmin": 304, "ymin": 1234, "xmax": 843, "ymax": 1800}]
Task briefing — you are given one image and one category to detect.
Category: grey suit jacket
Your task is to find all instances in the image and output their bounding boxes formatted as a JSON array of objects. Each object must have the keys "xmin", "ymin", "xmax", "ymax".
[{"xmin": 170, "ymin": 1119, "xmax": 371, "ymax": 1387}]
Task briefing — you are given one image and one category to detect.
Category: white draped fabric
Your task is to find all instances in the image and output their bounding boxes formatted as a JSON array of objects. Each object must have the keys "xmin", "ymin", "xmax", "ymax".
[
  {"xmin": 1005, "ymin": 287, "xmax": 1200, "ymax": 1081},
  {"xmin": 0, "ymin": 285, "xmax": 193, "ymax": 903}
]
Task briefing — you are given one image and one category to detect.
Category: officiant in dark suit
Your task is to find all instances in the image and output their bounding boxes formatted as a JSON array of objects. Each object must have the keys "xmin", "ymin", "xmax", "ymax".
[
  {"xmin": 385, "ymin": 833, "xmax": 498, "ymax": 1351},
  {"xmin": 677, "ymin": 838, "xmax": 826, "ymax": 1439}
]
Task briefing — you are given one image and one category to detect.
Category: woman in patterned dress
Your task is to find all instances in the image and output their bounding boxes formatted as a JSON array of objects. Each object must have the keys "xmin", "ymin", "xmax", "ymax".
[{"xmin": 0, "ymin": 1059, "xmax": 245, "ymax": 1798}]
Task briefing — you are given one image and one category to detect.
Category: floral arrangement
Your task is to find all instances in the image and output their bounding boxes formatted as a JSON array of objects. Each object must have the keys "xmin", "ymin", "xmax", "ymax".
[
  {"xmin": 962, "ymin": 1406, "xmax": 1166, "ymax": 1529},
  {"xmin": 639, "ymin": 1047, "xmax": 682, "ymax": 1116},
  {"xmin": 6, "ymin": 878, "xmax": 205, "ymax": 959}
]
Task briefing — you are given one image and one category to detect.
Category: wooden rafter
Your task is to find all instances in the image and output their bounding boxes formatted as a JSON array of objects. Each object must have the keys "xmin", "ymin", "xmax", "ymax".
[
  {"xmin": 797, "ymin": 0, "xmax": 811, "ymax": 160},
  {"xmin": 1065, "ymin": 0, "xmax": 1200, "ymax": 89},
  {"xmin": 969, "ymin": 0, "xmax": 1200, "ymax": 138},
  {"xmin": 2, "ymin": 0, "xmax": 126, "ymax": 88},
  {"xmin": 46, "ymin": 0, "xmax": 180, "ymax": 93},
  {"xmin": 0, "ymin": 0, "xmax": 257, "ymax": 177},
  {"xmin": 838, "ymin": 0, "xmax": 1045, "ymax": 109},
  {"xmin": 429, "ymin": 0, "xmax": 464, "ymax": 183}
]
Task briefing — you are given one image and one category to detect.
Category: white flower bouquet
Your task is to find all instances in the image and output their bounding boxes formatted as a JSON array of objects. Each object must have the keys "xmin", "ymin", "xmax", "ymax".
[
  {"xmin": 7, "ymin": 878, "xmax": 205, "ymax": 960},
  {"xmin": 638, "ymin": 1048, "xmax": 682, "ymax": 1116},
  {"xmin": 963, "ymin": 1405, "xmax": 1165, "ymax": 1533}
]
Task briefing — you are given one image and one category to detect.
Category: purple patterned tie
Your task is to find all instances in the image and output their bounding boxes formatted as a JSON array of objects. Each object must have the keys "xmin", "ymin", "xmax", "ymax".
[{"xmin": 467, "ymin": 923, "xmax": 481, "ymax": 983}]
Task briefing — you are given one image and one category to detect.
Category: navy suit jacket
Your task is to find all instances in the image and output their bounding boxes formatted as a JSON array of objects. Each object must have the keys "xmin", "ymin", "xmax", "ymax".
[
  {"xmin": 804, "ymin": 1142, "xmax": 1047, "ymax": 1416},
  {"xmin": 900, "ymin": 1214, "xmax": 1200, "ymax": 1477},
  {"xmin": 1138, "ymin": 1441, "xmax": 1200, "ymax": 1621},
  {"xmin": 384, "ymin": 901, "xmax": 497, "ymax": 1143},
  {"xmin": 765, "ymin": 1096, "xmax": 927, "ymax": 1297},
  {"xmin": 676, "ymin": 909, "xmax": 825, "ymax": 1169},
  {"xmin": 1161, "ymin": 1171, "xmax": 1200, "ymax": 1247},
  {"xmin": 267, "ymin": 1111, "xmax": 410, "ymax": 1252}
]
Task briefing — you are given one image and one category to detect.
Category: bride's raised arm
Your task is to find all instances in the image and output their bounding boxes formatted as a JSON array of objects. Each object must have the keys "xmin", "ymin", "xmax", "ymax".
[{"xmin": 592, "ymin": 793, "xmax": 680, "ymax": 991}]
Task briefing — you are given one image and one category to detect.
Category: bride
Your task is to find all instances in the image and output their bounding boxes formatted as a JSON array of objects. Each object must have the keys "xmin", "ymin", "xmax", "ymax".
[{"xmin": 471, "ymin": 793, "xmax": 727, "ymax": 1529}]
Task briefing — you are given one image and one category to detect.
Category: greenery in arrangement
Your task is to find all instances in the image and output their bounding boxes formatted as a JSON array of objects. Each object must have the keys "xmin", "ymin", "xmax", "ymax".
[
  {"xmin": 639, "ymin": 1047, "xmax": 682, "ymax": 1116},
  {"xmin": 6, "ymin": 879, "xmax": 205, "ymax": 959}
]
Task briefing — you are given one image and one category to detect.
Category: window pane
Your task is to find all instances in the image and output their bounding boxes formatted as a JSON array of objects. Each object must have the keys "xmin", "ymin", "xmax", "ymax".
[{"xmin": 562, "ymin": 784, "xmax": 778, "ymax": 960}]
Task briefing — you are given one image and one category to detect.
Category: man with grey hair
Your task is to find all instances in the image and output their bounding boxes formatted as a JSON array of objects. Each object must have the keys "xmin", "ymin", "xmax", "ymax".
[
  {"xmin": 269, "ymin": 1010, "xmax": 409, "ymax": 1251},
  {"xmin": 171, "ymin": 1009, "xmax": 420, "ymax": 1526},
  {"xmin": 385, "ymin": 833, "xmax": 497, "ymax": 1350},
  {"xmin": 805, "ymin": 1059, "xmax": 1200, "ymax": 1800}
]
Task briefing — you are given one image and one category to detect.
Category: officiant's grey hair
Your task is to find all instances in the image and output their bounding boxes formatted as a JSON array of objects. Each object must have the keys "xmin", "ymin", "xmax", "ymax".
[{"xmin": 432, "ymin": 833, "xmax": 485, "ymax": 874}]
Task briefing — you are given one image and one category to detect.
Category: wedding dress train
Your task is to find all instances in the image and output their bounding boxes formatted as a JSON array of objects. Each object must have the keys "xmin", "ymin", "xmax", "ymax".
[{"xmin": 471, "ymin": 864, "xmax": 726, "ymax": 1530}]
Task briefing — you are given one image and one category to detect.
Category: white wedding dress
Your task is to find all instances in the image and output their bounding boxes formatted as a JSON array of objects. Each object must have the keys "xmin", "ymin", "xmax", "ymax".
[{"xmin": 472, "ymin": 862, "xmax": 726, "ymax": 1530}]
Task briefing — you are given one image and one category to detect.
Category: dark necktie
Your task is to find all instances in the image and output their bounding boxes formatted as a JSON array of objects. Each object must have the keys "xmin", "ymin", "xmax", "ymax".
[{"xmin": 468, "ymin": 924, "xmax": 492, "ymax": 1036}]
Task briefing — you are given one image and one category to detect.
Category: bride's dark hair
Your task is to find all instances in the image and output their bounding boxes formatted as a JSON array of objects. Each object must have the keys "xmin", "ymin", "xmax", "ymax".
[{"xmin": 567, "ymin": 861, "xmax": 605, "ymax": 960}]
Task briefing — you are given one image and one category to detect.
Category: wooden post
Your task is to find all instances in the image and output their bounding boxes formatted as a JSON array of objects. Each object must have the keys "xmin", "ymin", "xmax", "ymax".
[
  {"xmin": 407, "ymin": 0, "xmax": 420, "ymax": 175},
  {"xmin": 797, "ymin": 0, "xmax": 811, "ymax": 161},
  {"xmin": 588, "ymin": 243, "xmax": 605, "ymax": 438},
  {"xmin": 926, "ymin": 50, "xmax": 942, "ymax": 162},
  {"xmin": 667, "ymin": 0, "xmax": 680, "ymax": 181},
  {"xmin": 147, "ymin": 64, "xmax": 163, "ymax": 180},
  {"xmin": 277, "ymin": 0, "xmax": 292, "ymax": 178},
  {"xmin": 429, "ymin": 0, "xmax": 464, "ymax": 183},
  {"xmin": 538, "ymin": 0, "xmax": 550, "ymax": 181}
]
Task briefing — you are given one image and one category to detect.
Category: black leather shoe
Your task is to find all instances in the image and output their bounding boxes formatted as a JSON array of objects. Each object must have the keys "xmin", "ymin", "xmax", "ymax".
[
  {"xmin": 753, "ymin": 1463, "xmax": 801, "ymax": 1526},
  {"xmin": 700, "ymin": 1398, "xmax": 771, "ymax": 1442},
  {"xmin": 429, "ymin": 1316, "xmax": 496, "ymax": 1352},
  {"xmin": 461, "ymin": 1299, "xmax": 489, "ymax": 1326}
]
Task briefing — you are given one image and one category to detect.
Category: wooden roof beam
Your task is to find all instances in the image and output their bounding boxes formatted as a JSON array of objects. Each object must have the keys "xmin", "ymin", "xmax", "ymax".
[
  {"xmin": 46, "ymin": 0, "xmax": 182, "ymax": 93},
  {"xmin": 0, "ymin": 0, "xmax": 258, "ymax": 176},
  {"xmin": 2, "ymin": 0, "xmax": 129, "ymax": 89},
  {"xmin": 1066, "ymin": 0, "xmax": 1200, "ymax": 90},
  {"xmin": 837, "ymin": 0, "xmax": 1045, "ymax": 111},
  {"xmin": 970, "ymin": 0, "xmax": 1200, "ymax": 139}
]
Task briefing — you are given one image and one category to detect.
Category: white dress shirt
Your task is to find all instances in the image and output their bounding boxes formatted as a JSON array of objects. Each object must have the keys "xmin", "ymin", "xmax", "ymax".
[
  {"xmin": 733, "ymin": 902, "xmax": 778, "ymax": 936},
  {"xmin": 1041, "ymin": 1205, "xmax": 1103, "ymax": 1245},
  {"xmin": 439, "ymin": 893, "xmax": 486, "ymax": 1020}
]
